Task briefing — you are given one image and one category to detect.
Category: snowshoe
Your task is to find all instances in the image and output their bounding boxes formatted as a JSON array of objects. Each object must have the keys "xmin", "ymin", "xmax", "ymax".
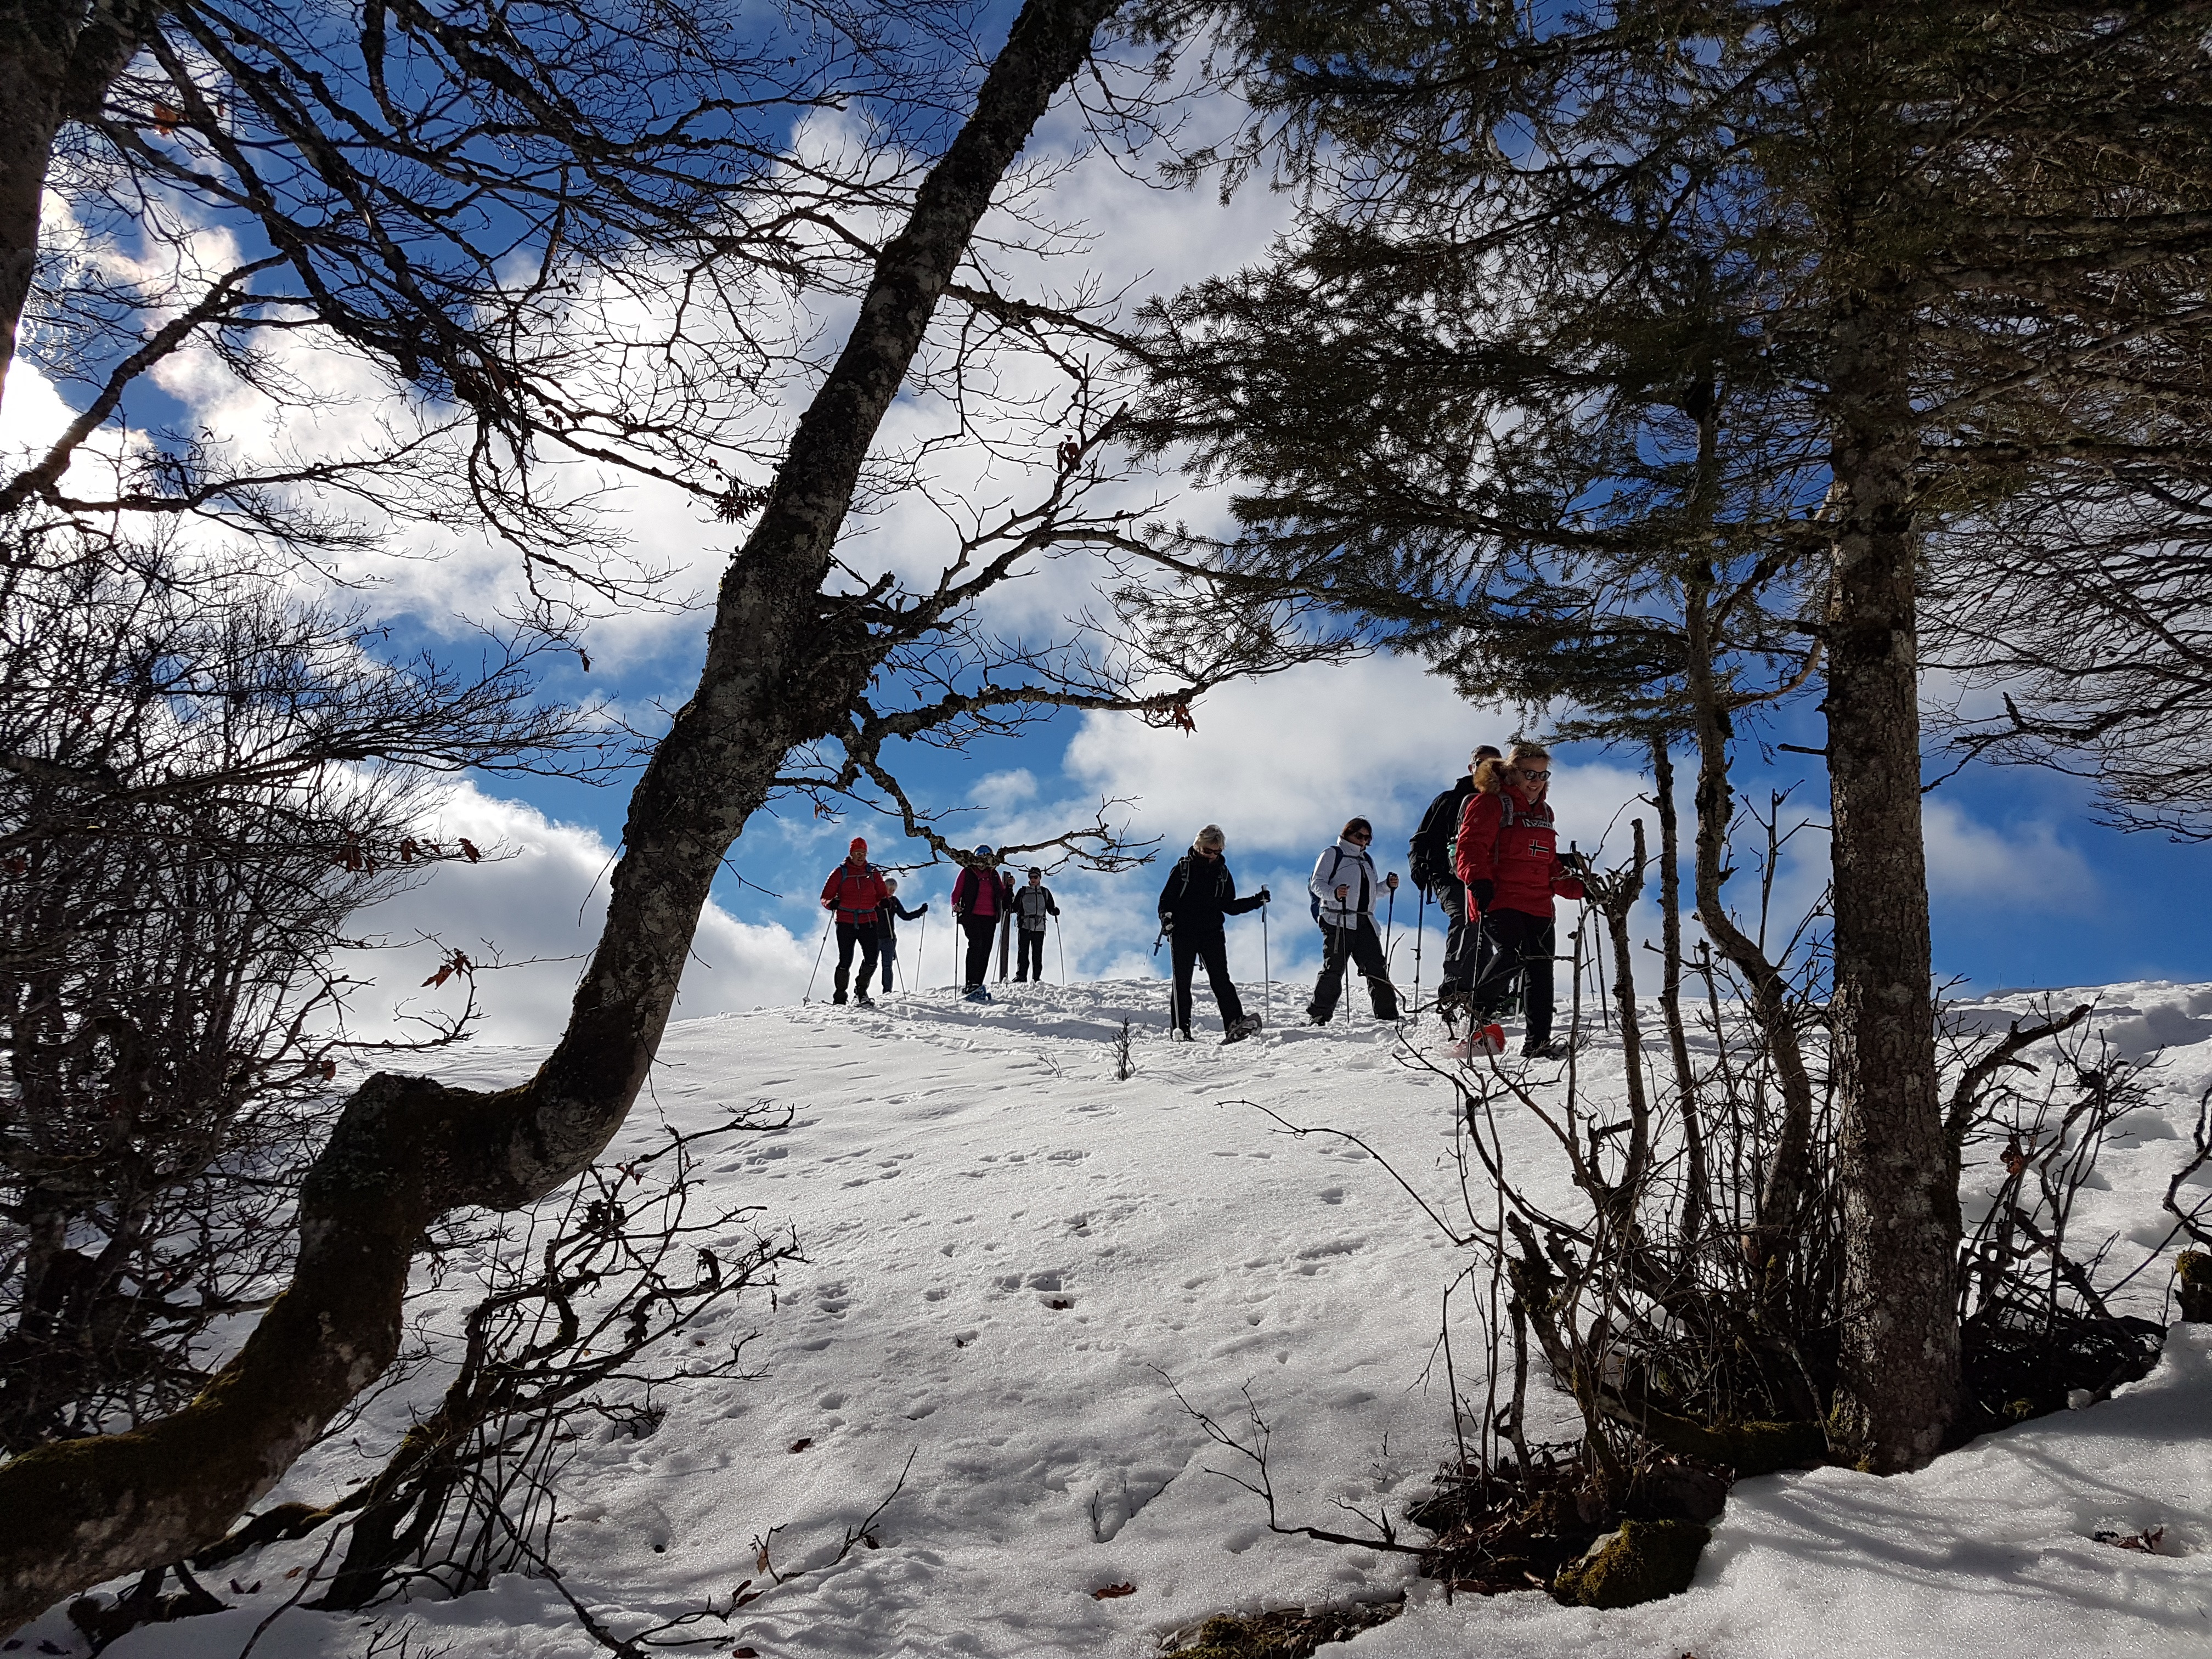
[
  {"xmin": 854, "ymin": 992, "xmax": 876, "ymax": 1008},
  {"xmin": 963, "ymin": 986, "xmax": 994, "ymax": 1005},
  {"xmin": 1444, "ymin": 1023, "xmax": 1508, "ymax": 1061},
  {"xmin": 1222, "ymin": 1014, "xmax": 1263, "ymax": 1045},
  {"xmin": 1521, "ymin": 1039, "xmax": 1571, "ymax": 1061},
  {"xmin": 1168, "ymin": 1025, "xmax": 1194, "ymax": 1042}
]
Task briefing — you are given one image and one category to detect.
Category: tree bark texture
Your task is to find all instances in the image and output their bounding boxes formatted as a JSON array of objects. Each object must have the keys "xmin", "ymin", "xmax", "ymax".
[
  {"xmin": 1649, "ymin": 739, "xmax": 1703, "ymax": 1249},
  {"xmin": 1822, "ymin": 303, "xmax": 1959, "ymax": 1471},
  {"xmin": 0, "ymin": 0, "xmax": 150, "ymax": 402},
  {"xmin": 0, "ymin": 0, "xmax": 1116, "ymax": 1630}
]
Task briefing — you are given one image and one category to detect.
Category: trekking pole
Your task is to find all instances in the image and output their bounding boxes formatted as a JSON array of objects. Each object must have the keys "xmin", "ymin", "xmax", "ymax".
[
  {"xmin": 1261, "ymin": 900, "xmax": 1271, "ymax": 1026},
  {"xmin": 1055, "ymin": 914, "xmax": 1066, "ymax": 985},
  {"xmin": 1411, "ymin": 887, "xmax": 1427, "ymax": 1027},
  {"xmin": 804, "ymin": 913, "xmax": 833, "ymax": 1003},
  {"xmin": 915, "ymin": 911, "xmax": 927, "ymax": 1000}
]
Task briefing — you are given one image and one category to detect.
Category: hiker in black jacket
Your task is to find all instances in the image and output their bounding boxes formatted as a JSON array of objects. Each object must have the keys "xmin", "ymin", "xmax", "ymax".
[
  {"xmin": 1156, "ymin": 824, "xmax": 1269, "ymax": 1042},
  {"xmin": 876, "ymin": 878, "xmax": 927, "ymax": 991},
  {"xmin": 1410, "ymin": 745, "xmax": 1500, "ymax": 1019}
]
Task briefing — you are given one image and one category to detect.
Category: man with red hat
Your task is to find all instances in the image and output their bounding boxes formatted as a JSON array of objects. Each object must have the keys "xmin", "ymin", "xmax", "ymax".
[{"xmin": 821, "ymin": 837, "xmax": 891, "ymax": 1006}]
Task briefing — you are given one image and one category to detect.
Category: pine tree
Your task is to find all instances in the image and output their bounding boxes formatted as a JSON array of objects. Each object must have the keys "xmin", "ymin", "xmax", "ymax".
[{"xmin": 1132, "ymin": 0, "xmax": 2212, "ymax": 1470}]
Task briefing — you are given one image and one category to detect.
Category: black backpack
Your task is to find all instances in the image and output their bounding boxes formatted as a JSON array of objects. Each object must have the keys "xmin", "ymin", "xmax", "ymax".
[
  {"xmin": 1309, "ymin": 846, "xmax": 1348, "ymax": 922},
  {"xmin": 1409, "ymin": 783, "xmax": 1468, "ymax": 893}
]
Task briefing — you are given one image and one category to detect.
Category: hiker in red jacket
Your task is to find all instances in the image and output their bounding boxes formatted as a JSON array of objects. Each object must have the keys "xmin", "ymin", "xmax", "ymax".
[
  {"xmin": 820, "ymin": 837, "xmax": 891, "ymax": 1006},
  {"xmin": 1454, "ymin": 743, "xmax": 1585, "ymax": 1059},
  {"xmin": 950, "ymin": 845, "xmax": 1014, "ymax": 1003}
]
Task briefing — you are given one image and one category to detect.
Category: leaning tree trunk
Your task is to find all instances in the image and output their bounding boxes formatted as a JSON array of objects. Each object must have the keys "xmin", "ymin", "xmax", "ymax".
[
  {"xmin": 0, "ymin": 0, "xmax": 1116, "ymax": 1630},
  {"xmin": 1822, "ymin": 301, "xmax": 1959, "ymax": 1472},
  {"xmin": 0, "ymin": 0, "xmax": 151, "ymax": 404}
]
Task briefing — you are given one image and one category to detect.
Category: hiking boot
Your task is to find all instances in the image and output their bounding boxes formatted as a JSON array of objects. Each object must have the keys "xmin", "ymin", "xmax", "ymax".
[
  {"xmin": 1169, "ymin": 1025, "xmax": 1194, "ymax": 1042},
  {"xmin": 1306, "ymin": 1006, "xmax": 1329, "ymax": 1026},
  {"xmin": 1522, "ymin": 1039, "xmax": 1570, "ymax": 1061},
  {"xmin": 1223, "ymin": 1014, "xmax": 1262, "ymax": 1044},
  {"xmin": 832, "ymin": 991, "xmax": 848, "ymax": 1006},
  {"xmin": 963, "ymin": 986, "xmax": 994, "ymax": 1005},
  {"xmin": 854, "ymin": 992, "xmax": 875, "ymax": 1008}
]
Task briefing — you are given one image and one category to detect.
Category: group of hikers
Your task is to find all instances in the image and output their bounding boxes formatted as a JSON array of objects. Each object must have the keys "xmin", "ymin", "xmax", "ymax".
[
  {"xmin": 817, "ymin": 740, "xmax": 1582, "ymax": 1058},
  {"xmin": 817, "ymin": 837, "xmax": 1059, "ymax": 1007}
]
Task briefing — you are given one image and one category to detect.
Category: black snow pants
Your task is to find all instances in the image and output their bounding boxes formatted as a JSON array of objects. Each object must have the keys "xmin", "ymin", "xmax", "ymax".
[
  {"xmin": 833, "ymin": 921, "xmax": 880, "ymax": 999},
  {"xmin": 1171, "ymin": 929, "xmax": 1245, "ymax": 1035},
  {"xmin": 1436, "ymin": 879, "xmax": 1491, "ymax": 998},
  {"xmin": 1308, "ymin": 918, "xmax": 1399, "ymax": 1023},
  {"xmin": 1016, "ymin": 928, "xmax": 1046, "ymax": 980},
  {"xmin": 960, "ymin": 913, "xmax": 998, "ymax": 990},
  {"xmin": 1472, "ymin": 908, "xmax": 1556, "ymax": 1046}
]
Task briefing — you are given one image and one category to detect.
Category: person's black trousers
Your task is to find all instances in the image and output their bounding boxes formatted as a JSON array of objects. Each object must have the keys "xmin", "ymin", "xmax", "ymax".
[
  {"xmin": 878, "ymin": 939, "xmax": 898, "ymax": 990},
  {"xmin": 960, "ymin": 914, "xmax": 998, "ymax": 989},
  {"xmin": 1171, "ymin": 930, "xmax": 1245, "ymax": 1034},
  {"xmin": 1472, "ymin": 908, "xmax": 1556, "ymax": 1044},
  {"xmin": 1436, "ymin": 879, "xmax": 1490, "ymax": 995},
  {"xmin": 1016, "ymin": 929, "xmax": 1046, "ymax": 979},
  {"xmin": 1308, "ymin": 917, "xmax": 1399, "ymax": 1022},
  {"xmin": 833, "ymin": 921, "xmax": 880, "ymax": 998}
]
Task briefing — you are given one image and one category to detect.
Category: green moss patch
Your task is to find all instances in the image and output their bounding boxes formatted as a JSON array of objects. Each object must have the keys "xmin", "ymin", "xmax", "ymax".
[
  {"xmin": 1634, "ymin": 1410, "xmax": 1826, "ymax": 1476},
  {"xmin": 1551, "ymin": 1518, "xmax": 1711, "ymax": 1610},
  {"xmin": 1165, "ymin": 1598, "xmax": 1402, "ymax": 1657}
]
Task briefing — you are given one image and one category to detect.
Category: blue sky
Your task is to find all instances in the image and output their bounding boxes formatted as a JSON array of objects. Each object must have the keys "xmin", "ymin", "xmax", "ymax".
[{"xmin": 8, "ymin": 13, "xmax": 2208, "ymax": 1046}]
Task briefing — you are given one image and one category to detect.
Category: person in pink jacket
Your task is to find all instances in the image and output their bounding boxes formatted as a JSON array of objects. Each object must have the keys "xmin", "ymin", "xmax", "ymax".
[
  {"xmin": 950, "ymin": 845, "xmax": 1014, "ymax": 1002},
  {"xmin": 1454, "ymin": 743, "xmax": 1586, "ymax": 1058}
]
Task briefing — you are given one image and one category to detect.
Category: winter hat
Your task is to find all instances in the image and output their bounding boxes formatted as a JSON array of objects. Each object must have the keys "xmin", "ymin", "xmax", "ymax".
[
  {"xmin": 849, "ymin": 837, "xmax": 868, "ymax": 855},
  {"xmin": 973, "ymin": 844, "xmax": 994, "ymax": 859},
  {"xmin": 1194, "ymin": 824, "xmax": 1226, "ymax": 850}
]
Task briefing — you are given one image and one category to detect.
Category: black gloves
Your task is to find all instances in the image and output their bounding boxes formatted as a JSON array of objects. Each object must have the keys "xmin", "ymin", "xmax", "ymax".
[
  {"xmin": 1471, "ymin": 879, "xmax": 1495, "ymax": 911},
  {"xmin": 1259, "ymin": 886, "xmax": 1271, "ymax": 903}
]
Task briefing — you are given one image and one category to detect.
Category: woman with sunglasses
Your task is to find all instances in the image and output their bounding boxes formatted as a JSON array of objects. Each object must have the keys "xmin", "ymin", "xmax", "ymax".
[
  {"xmin": 1306, "ymin": 816, "xmax": 1401, "ymax": 1025},
  {"xmin": 1454, "ymin": 742, "xmax": 1584, "ymax": 1059},
  {"xmin": 1156, "ymin": 825, "xmax": 1269, "ymax": 1041}
]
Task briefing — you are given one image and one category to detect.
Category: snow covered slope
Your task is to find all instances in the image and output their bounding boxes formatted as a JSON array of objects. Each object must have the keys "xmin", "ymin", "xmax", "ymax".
[{"xmin": 38, "ymin": 979, "xmax": 2212, "ymax": 1658}]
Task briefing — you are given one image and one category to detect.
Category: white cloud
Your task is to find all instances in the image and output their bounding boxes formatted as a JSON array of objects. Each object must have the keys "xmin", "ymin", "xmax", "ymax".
[
  {"xmin": 1923, "ymin": 798, "xmax": 2097, "ymax": 911},
  {"xmin": 335, "ymin": 780, "xmax": 811, "ymax": 1049},
  {"xmin": 972, "ymin": 768, "xmax": 1040, "ymax": 808},
  {"xmin": 1063, "ymin": 654, "xmax": 1646, "ymax": 858}
]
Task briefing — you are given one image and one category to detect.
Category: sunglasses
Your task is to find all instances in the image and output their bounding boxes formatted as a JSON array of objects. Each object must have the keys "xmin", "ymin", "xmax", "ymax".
[
  {"xmin": 1519, "ymin": 768, "xmax": 1551, "ymax": 781},
  {"xmin": 1198, "ymin": 845, "xmax": 1222, "ymax": 857},
  {"xmin": 1348, "ymin": 830, "xmax": 1373, "ymax": 841}
]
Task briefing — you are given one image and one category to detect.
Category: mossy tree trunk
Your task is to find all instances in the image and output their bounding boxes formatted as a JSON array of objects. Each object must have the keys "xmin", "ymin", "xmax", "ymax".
[{"xmin": 0, "ymin": 0, "xmax": 1117, "ymax": 1630}]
